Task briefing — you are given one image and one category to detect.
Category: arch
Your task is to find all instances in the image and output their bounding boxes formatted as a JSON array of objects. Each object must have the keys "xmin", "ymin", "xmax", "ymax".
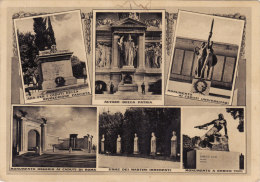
[
  {"xmin": 95, "ymin": 80, "xmax": 107, "ymax": 94},
  {"xmin": 28, "ymin": 129, "xmax": 40, "ymax": 151}
]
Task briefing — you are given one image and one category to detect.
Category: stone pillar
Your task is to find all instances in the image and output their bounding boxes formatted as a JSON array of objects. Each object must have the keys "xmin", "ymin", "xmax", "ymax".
[
  {"xmin": 20, "ymin": 118, "xmax": 25, "ymax": 153},
  {"xmin": 116, "ymin": 135, "xmax": 121, "ymax": 154},
  {"xmin": 138, "ymin": 34, "xmax": 145, "ymax": 69},
  {"xmin": 15, "ymin": 117, "xmax": 21, "ymax": 153},
  {"xmin": 69, "ymin": 134, "xmax": 78, "ymax": 149},
  {"xmin": 89, "ymin": 135, "xmax": 93, "ymax": 153},
  {"xmin": 150, "ymin": 132, "xmax": 156, "ymax": 155},
  {"xmin": 40, "ymin": 123, "xmax": 47, "ymax": 152},
  {"xmin": 133, "ymin": 133, "xmax": 139, "ymax": 154},
  {"xmin": 171, "ymin": 131, "xmax": 177, "ymax": 158},
  {"xmin": 112, "ymin": 34, "xmax": 120, "ymax": 69},
  {"xmin": 83, "ymin": 135, "xmax": 89, "ymax": 149},
  {"xmin": 101, "ymin": 134, "xmax": 105, "ymax": 153}
]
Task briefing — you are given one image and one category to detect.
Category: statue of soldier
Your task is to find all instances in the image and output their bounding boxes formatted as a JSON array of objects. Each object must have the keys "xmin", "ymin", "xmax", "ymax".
[{"xmin": 194, "ymin": 113, "xmax": 228, "ymax": 148}]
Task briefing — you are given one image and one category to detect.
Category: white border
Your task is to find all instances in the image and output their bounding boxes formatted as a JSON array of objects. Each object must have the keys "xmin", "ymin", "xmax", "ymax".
[
  {"xmin": 13, "ymin": 10, "xmax": 92, "ymax": 104},
  {"xmin": 165, "ymin": 10, "xmax": 245, "ymax": 106},
  {"xmin": 10, "ymin": 104, "xmax": 98, "ymax": 171},
  {"xmin": 92, "ymin": 9, "xmax": 165, "ymax": 106}
]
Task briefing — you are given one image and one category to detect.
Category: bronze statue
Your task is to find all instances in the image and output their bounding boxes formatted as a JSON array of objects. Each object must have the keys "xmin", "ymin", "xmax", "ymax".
[{"xmin": 194, "ymin": 113, "xmax": 228, "ymax": 150}]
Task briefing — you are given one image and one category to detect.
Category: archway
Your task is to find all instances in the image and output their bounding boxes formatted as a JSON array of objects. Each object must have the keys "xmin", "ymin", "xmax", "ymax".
[{"xmin": 28, "ymin": 130, "xmax": 40, "ymax": 151}]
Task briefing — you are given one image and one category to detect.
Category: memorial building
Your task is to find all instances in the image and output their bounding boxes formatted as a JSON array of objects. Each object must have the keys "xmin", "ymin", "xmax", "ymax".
[{"xmin": 95, "ymin": 12, "xmax": 163, "ymax": 96}]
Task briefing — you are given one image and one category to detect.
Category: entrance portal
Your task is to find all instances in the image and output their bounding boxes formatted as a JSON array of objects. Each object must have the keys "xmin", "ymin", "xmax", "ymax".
[{"xmin": 28, "ymin": 130, "xmax": 40, "ymax": 151}]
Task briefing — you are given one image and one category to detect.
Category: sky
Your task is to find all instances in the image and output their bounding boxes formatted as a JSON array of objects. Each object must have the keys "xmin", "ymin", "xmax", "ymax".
[
  {"xmin": 14, "ymin": 106, "xmax": 97, "ymax": 144},
  {"xmin": 176, "ymin": 11, "xmax": 245, "ymax": 45},
  {"xmin": 182, "ymin": 108, "xmax": 246, "ymax": 155},
  {"xmin": 15, "ymin": 10, "xmax": 87, "ymax": 61}
]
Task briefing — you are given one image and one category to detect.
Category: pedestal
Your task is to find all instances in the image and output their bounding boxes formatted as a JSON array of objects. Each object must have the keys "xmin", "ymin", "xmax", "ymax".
[
  {"xmin": 187, "ymin": 150, "xmax": 240, "ymax": 170},
  {"xmin": 101, "ymin": 141, "xmax": 105, "ymax": 153},
  {"xmin": 150, "ymin": 140, "xmax": 156, "ymax": 155},
  {"xmin": 134, "ymin": 139, "xmax": 139, "ymax": 154},
  {"xmin": 171, "ymin": 140, "xmax": 177, "ymax": 158},
  {"xmin": 37, "ymin": 52, "xmax": 77, "ymax": 90},
  {"xmin": 116, "ymin": 141, "xmax": 121, "ymax": 154}
]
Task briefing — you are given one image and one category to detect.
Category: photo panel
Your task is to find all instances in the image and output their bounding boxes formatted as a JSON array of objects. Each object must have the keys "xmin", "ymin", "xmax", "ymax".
[
  {"xmin": 10, "ymin": 105, "xmax": 97, "ymax": 171},
  {"xmin": 14, "ymin": 10, "xmax": 91, "ymax": 104},
  {"xmin": 166, "ymin": 10, "xmax": 245, "ymax": 105},
  {"xmin": 182, "ymin": 107, "xmax": 246, "ymax": 173},
  {"xmin": 97, "ymin": 106, "xmax": 182, "ymax": 172},
  {"xmin": 92, "ymin": 10, "xmax": 165, "ymax": 106}
]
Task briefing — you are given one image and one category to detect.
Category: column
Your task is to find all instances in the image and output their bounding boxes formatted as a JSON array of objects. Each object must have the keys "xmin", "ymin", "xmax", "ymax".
[
  {"xmin": 101, "ymin": 134, "xmax": 105, "ymax": 153},
  {"xmin": 16, "ymin": 117, "xmax": 20, "ymax": 153},
  {"xmin": 112, "ymin": 34, "xmax": 120, "ymax": 69},
  {"xmin": 20, "ymin": 118, "xmax": 25, "ymax": 153},
  {"xmin": 41, "ymin": 123, "xmax": 47, "ymax": 152},
  {"xmin": 138, "ymin": 34, "xmax": 145, "ymax": 69},
  {"xmin": 74, "ymin": 135, "xmax": 78, "ymax": 148},
  {"xmin": 88, "ymin": 136, "xmax": 91, "ymax": 153},
  {"xmin": 69, "ymin": 135, "xmax": 73, "ymax": 148},
  {"xmin": 84, "ymin": 135, "xmax": 89, "ymax": 149},
  {"xmin": 171, "ymin": 131, "xmax": 177, "ymax": 158},
  {"xmin": 90, "ymin": 135, "xmax": 93, "ymax": 153}
]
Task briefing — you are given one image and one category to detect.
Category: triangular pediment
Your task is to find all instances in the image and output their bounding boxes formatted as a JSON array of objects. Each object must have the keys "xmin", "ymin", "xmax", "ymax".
[{"xmin": 112, "ymin": 18, "xmax": 147, "ymax": 28}]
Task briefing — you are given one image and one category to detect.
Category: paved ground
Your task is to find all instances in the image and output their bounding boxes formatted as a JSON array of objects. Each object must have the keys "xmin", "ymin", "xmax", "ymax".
[
  {"xmin": 13, "ymin": 151, "xmax": 96, "ymax": 168},
  {"xmin": 98, "ymin": 154, "xmax": 180, "ymax": 168}
]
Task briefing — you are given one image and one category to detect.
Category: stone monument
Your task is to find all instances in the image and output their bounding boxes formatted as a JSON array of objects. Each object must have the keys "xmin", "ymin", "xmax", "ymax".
[
  {"xmin": 187, "ymin": 115, "xmax": 240, "ymax": 169},
  {"xmin": 36, "ymin": 46, "xmax": 77, "ymax": 90},
  {"xmin": 101, "ymin": 134, "xmax": 105, "ymax": 153},
  {"xmin": 95, "ymin": 13, "xmax": 162, "ymax": 95},
  {"xmin": 116, "ymin": 135, "xmax": 121, "ymax": 154},
  {"xmin": 171, "ymin": 131, "xmax": 177, "ymax": 158},
  {"xmin": 133, "ymin": 133, "xmax": 139, "ymax": 154},
  {"xmin": 150, "ymin": 132, "xmax": 156, "ymax": 155}
]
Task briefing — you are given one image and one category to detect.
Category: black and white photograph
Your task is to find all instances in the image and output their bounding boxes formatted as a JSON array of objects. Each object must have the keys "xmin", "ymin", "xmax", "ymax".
[
  {"xmin": 93, "ymin": 10, "xmax": 165, "ymax": 105},
  {"xmin": 11, "ymin": 105, "xmax": 97, "ymax": 168},
  {"xmin": 182, "ymin": 107, "xmax": 245, "ymax": 172},
  {"xmin": 166, "ymin": 10, "xmax": 245, "ymax": 105},
  {"xmin": 14, "ymin": 10, "xmax": 91, "ymax": 104},
  {"xmin": 98, "ymin": 107, "xmax": 181, "ymax": 170}
]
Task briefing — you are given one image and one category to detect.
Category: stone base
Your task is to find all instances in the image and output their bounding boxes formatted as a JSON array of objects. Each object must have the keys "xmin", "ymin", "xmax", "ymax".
[
  {"xmin": 41, "ymin": 76, "xmax": 77, "ymax": 90},
  {"xmin": 122, "ymin": 65, "xmax": 135, "ymax": 70},
  {"xmin": 187, "ymin": 150, "xmax": 240, "ymax": 170},
  {"xmin": 118, "ymin": 84, "xmax": 138, "ymax": 92}
]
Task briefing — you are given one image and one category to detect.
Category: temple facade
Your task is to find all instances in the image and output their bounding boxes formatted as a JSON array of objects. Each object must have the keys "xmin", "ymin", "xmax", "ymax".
[{"xmin": 95, "ymin": 12, "xmax": 163, "ymax": 95}]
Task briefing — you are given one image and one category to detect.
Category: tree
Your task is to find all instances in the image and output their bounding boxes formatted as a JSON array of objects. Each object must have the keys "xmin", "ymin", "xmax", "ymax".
[
  {"xmin": 17, "ymin": 31, "xmax": 39, "ymax": 84},
  {"xmin": 99, "ymin": 108, "xmax": 181, "ymax": 156},
  {"xmin": 226, "ymin": 108, "xmax": 244, "ymax": 132},
  {"xmin": 33, "ymin": 16, "xmax": 56, "ymax": 51}
]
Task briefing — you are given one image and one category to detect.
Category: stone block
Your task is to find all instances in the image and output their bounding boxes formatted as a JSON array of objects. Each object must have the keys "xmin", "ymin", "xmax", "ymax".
[{"xmin": 187, "ymin": 150, "xmax": 240, "ymax": 170}]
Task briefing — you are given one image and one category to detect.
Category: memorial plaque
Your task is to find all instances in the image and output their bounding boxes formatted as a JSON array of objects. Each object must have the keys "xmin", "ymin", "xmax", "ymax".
[
  {"xmin": 41, "ymin": 60, "xmax": 73, "ymax": 81},
  {"xmin": 187, "ymin": 150, "xmax": 240, "ymax": 170}
]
